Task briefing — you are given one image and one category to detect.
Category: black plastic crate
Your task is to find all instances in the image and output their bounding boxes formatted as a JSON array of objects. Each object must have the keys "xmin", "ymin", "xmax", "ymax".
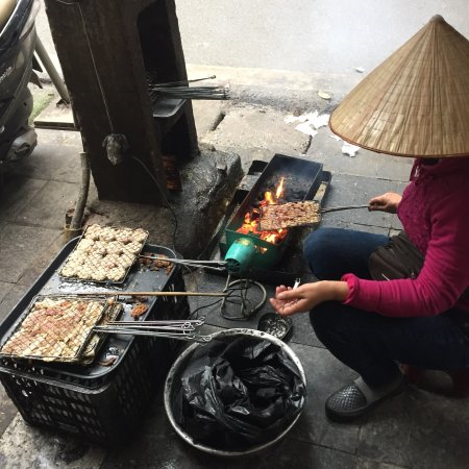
[
  {"xmin": 0, "ymin": 240, "xmax": 184, "ymax": 388},
  {"xmin": 0, "ymin": 283, "xmax": 190, "ymax": 444},
  {"xmin": 0, "ymin": 240, "xmax": 190, "ymax": 444},
  {"xmin": 0, "ymin": 332, "xmax": 180, "ymax": 444}
]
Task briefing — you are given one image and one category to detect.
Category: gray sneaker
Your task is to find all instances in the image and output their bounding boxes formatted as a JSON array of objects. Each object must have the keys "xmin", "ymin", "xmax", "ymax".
[{"xmin": 325, "ymin": 376, "xmax": 406, "ymax": 423}]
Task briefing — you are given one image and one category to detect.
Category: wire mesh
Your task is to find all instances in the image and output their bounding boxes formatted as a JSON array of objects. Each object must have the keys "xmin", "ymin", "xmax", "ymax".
[
  {"xmin": 0, "ymin": 296, "xmax": 109, "ymax": 363},
  {"xmin": 60, "ymin": 225, "xmax": 149, "ymax": 283}
]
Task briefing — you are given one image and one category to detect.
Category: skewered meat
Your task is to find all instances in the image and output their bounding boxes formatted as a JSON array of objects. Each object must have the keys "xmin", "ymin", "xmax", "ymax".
[{"xmin": 259, "ymin": 201, "xmax": 321, "ymax": 230}]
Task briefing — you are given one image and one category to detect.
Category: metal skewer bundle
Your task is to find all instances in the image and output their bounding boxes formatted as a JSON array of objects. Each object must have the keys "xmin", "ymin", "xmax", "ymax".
[
  {"xmin": 94, "ymin": 318, "xmax": 212, "ymax": 343},
  {"xmin": 148, "ymin": 75, "xmax": 230, "ymax": 101}
]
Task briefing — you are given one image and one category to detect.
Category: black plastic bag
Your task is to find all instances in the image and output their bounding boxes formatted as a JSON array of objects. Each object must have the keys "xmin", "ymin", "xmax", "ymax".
[{"xmin": 172, "ymin": 335, "xmax": 306, "ymax": 450}]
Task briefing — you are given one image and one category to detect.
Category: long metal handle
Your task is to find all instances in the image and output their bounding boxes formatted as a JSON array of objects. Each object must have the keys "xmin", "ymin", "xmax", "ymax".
[
  {"xmin": 139, "ymin": 255, "xmax": 227, "ymax": 272},
  {"xmin": 73, "ymin": 291, "xmax": 228, "ymax": 298},
  {"xmin": 108, "ymin": 319, "xmax": 205, "ymax": 327},
  {"xmin": 140, "ymin": 255, "xmax": 226, "ymax": 265},
  {"xmin": 321, "ymin": 204, "xmax": 369, "ymax": 214}
]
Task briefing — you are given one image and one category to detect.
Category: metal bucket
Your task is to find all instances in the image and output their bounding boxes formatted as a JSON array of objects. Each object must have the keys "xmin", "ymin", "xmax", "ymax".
[{"xmin": 164, "ymin": 327, "xmax": 307, "ymax": 457}]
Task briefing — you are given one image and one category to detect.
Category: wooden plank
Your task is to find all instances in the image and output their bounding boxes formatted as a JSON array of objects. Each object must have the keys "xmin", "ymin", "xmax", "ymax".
[{"xmin": 44, "ymin": 0, "xmax": 198, "ymax": 203}]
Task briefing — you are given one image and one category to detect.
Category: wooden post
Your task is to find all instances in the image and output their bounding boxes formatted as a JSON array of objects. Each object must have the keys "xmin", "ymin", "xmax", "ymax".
[{"xmin": 44, "ymin": 0, "xmax": 198, "ymax": 203}]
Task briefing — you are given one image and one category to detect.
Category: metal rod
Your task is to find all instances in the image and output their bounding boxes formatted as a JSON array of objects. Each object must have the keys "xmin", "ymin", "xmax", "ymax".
[
  {"xmin": 321, "ymin": 204, "xmax": 370, "ymax": 213},
  {"xmin": 109, "ymin": 319, "xmax": 204, "ymax": 325},
  {"xmin": 139, "ymin": 255, "xmax": 227, "ymax": 266},
  {"xmin": 139, "ymin": 255, "xmax": 228, "ymax": 272},
  {"xmin": 93, "ymin": 328, "xmax": 212, "ymax": 343},
  {"xmin": 35, "ymin": 35, "xmax": 71, "ymax": 104},
  {"xmin": 98, "ymin": 324, "xmax": 198, "ymax": 332},
  {"xmin": 73, "ymin": 291, "xmax": 229, "ymax": 298},
  {"xmin": 149, "ymin": 75, "xmax": 217, "ymax": 87}
]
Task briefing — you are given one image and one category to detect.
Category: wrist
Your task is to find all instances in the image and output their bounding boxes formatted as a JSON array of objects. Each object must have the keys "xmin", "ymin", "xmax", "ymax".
[{"xmin": 321, "ymin": 280, "xmax": 349, "ymax": 302}]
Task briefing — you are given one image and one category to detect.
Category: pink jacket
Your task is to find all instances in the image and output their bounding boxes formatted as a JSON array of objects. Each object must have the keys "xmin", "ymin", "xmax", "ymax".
[{"xmin": 343, "ymin": 157, "xmax": 469, "ymax": 317}]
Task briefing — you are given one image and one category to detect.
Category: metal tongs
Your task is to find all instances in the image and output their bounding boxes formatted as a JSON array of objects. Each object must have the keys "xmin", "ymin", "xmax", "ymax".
[{"xmin": 94, "ymin": 318, "xmax": 212, "ymax": 343}]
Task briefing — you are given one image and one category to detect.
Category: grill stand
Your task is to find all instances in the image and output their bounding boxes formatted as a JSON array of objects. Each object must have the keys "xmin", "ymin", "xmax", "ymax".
[{"xmin": 202, "ymin": 155, "xmax": 332, "ymax": 285}]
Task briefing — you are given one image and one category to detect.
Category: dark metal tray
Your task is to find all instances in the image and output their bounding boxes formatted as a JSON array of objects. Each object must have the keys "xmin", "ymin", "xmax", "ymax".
[{"xmin": 0, "ymin": 238, "xmax": 179, "ymax": 384}]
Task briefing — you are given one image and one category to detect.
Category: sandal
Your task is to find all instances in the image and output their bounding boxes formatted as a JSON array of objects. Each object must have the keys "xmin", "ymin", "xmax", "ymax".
[{"xmin": 325, "ymin": 376, "xmax": 406, "ymax": 423}]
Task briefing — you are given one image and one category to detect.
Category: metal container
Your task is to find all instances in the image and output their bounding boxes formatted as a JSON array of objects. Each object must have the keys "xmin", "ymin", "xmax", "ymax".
[{"xmin": 164, "ymin": 328, "xmax": 306, "ymax": 457}]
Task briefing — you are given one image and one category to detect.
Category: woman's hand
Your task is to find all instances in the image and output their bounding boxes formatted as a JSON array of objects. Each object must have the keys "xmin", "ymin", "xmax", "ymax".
[
  {"xmin": 269, "ymin": 281, "xmax": 349, "ymax": 317},
  {"xmin": 368, "ymin": 192, "xmax": 402, "ymax": 214}
]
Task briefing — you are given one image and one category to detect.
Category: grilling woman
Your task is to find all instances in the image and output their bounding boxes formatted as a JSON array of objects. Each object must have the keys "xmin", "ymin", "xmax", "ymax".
[{"xmin": 270, "ymin": 15, "xmax": 469, "ymax": 422}]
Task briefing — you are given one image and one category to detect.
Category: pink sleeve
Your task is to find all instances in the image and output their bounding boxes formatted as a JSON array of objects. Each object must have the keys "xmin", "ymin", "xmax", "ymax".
[{"xmin": 342, "ymin": 191, "xmax": 469, "ymax": 317}]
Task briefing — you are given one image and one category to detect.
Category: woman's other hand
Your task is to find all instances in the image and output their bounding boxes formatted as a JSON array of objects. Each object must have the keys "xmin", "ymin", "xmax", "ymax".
[
  {"xmin": 269, "ymin": 281, "xmax": 349, "ymax": 317},
  {"xmin": 368, "ymin": 192, "xmax": 402, "ymax": 214}
]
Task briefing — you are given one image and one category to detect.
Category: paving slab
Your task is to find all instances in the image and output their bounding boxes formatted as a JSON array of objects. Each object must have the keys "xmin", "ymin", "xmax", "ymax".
[
  {"xmin": 192, "ymin": 100, "xmax": 227, "ymax": 137},
  {"xmin": 0, "ymin": 385, "xmax": 17, "ymax": 438},
  {"xmin": 0, "ymin": 282, "xmax": 12, "ymax": 304},
  {"xmin": 374, "ymin": 154, "xmax": 414, "ymax": 182},
  {"xmin": 221, "ymin": 146, "xmax": 278, "ymax": 170},
  {"xmin": 0, "ymin": 284, "xmax": 30, "ymax": 322},
  {"xmin": 307, "ymin": 128, "xmax": 379, "ymax": 178},
  {"xmin": 0, "ymin": 225, "xmax": 61, "ymax": 284},
  {"xmin": 35, "ymin": 128, "xmax": 83, "ymax": 147},
  {"xmin": 11, "ymin": 143, "xmax": 82, "ymax": 184},
  {"xmin": 358, "ymin": 387, "xmax": 469, "ymax": 469},
  {"xmin": 307, "ymin": 127, "xmax": 414, "ymax": 182},
  {"xmin": 0, "ymin": 175, "xmax": 48, "ymax": 222},
  {"xmin": 203, "ymin": 104, "xmax": 310, "ymax": 169},
  {"xmin": 16, "ymin": 232, "xmax": 68, "ymax": 286},
  {"xmin": 355, "ymin": 460, "xmax": 408, "ymax": 469},
  {"xmin": 16, "ymin": 180, "xmax": 78, "ymax": 229},
  {"xmin": 0, "ymin": 415, "xmax": 105, "ymax": 469},
  {"xmin": 288, "ymin": 343, "xmax": 360, "ymax": 454}
]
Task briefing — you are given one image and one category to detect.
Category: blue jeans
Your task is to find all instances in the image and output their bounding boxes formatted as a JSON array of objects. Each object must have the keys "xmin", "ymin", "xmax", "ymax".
[{"xmin": 304, "ymin": 228, "xmax": 469, "ymax": 387}]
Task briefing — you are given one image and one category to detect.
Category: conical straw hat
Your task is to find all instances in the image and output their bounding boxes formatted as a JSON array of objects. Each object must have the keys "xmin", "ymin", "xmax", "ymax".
[{"xmin": 329, "ymin": 15, "xmax": 469, "ymax": 158}]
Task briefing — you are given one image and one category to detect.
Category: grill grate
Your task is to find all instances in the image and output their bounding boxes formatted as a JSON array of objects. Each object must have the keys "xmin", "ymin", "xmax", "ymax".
[
  {"xmin": 60, "ymin": 225, "xmax": 148, "ymax": 284},
  {"xmin": 0, "ymin": 296, "xmax": 108, "ymax": 363}
]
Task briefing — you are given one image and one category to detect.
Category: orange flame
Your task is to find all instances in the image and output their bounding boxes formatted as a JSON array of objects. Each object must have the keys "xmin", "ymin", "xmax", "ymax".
[
  {"xmin": 276, "ymin": 177, "xmax": 285, "ymax": 199},
  {"xmin": 236, "ymin": 177, "xmax": 288, "ymax": 245}
]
